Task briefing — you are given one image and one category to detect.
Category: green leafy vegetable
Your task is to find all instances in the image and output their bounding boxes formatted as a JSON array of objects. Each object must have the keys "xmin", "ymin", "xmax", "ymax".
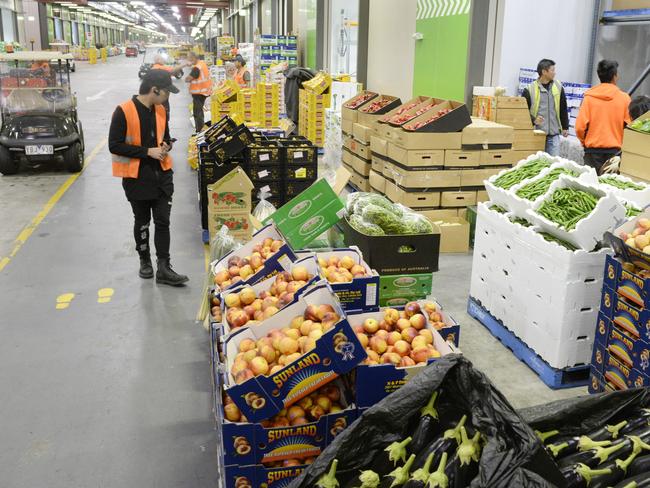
[
  {"xmin": 630, "ymin": 118, "xmax": 650, "ymax": 134},
  {"xmin": 349, "ymin": 214, "xmax": 386, "ymax": 236}
]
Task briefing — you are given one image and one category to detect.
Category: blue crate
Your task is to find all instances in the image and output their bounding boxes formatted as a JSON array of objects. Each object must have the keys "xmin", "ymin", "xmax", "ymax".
[{"xmin": 467, "ymin": 296, "xmax": 590, "ymax": 389}]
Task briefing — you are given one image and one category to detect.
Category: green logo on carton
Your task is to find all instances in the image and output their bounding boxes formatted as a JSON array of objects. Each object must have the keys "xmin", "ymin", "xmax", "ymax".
[
  {"xmin": 289, "ymin": 200, "xmax": 312, "ymax": 218},
  {"xmin": 299, "ymin": 215, "xmax": 324, "ymax": 236},
  {"xmin": 394, "ymin": 277, "xmax": 417, "ymax": 288}
]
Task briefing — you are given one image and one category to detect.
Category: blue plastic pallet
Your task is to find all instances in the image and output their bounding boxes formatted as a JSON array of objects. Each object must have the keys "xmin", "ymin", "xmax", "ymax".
[{"xmin": 467, "ymin": 296, "xmax": 590, "ymax": 390}]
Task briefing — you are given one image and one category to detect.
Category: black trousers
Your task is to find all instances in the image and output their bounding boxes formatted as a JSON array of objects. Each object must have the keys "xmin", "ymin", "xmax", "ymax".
[
  {"xmin": 129, "ymin": 197, "xmax": 172, "ymax": 260},
  {"xmin": 584, "ymin": 152, "xmax": 617, "ymax": 175},
  {"xmin": 192, "ymin": 94, "xmax": 207, "ymax": 132}
]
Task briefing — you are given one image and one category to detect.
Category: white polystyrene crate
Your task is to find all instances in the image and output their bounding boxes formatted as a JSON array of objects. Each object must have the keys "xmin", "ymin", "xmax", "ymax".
[
  {"xmin": 507, "ymin": 160, "xmax": 597, "ymax": 219},
  {"xmin": 524, "ymin": 325, "xmax": 593, "ymax": 369},
  {"xmin": 526, "ymin": 292, "xmax": 599, "ymax": 342},
  {"xmin": 484, "ymin": 152, "xmax": 557, "ymax": 210},
  {"xmin": 526, "ymin": 175, "xmax": 626, "ymax": 251},
  {"xmin": 597, "ymin": 173, "xmax": 650, "ymax": 208}
]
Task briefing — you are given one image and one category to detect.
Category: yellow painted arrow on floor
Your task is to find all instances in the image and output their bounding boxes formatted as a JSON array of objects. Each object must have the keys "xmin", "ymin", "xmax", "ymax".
[
  {"xmin": 56, "ymin": 293, "xmax": 75, "ymax": 310},
  {"xmin": 97, "ymin": 288, "xmax": 114, "ymax": 304}
]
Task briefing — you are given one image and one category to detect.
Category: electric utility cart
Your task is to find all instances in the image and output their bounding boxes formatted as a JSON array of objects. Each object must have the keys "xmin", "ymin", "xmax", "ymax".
[
  {"xmin": 138, "ymin": 43, "xmax": 183, "ymax": 80},
  {"xmin": 0, "ymin": 51, "xmax": 84, "ymax": 175}
]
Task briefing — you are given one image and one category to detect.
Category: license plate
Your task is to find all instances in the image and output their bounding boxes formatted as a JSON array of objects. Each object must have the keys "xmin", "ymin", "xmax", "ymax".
[{"xmin": 25, "ymin": 145, "xmax": 54, "ymax": 155}]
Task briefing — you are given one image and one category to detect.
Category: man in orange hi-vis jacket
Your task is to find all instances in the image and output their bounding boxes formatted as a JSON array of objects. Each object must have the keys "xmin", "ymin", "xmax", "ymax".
[
  {"xmin": 108, "ymin": 70, "xmax": 189, "ymax": 286},
  {"xmin": 184, "ymin": 51, "xmax": 212, "ymax": 132}
]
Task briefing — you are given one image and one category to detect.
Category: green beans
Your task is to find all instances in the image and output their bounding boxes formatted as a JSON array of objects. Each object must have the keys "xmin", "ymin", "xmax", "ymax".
[
  {"xmin": 509, "ymin": 216, "xmax": 531, "ymax": 227},
  {"xmin": 515, "ymin": 168, "xmax": 579, "ymax": 201},
  {"xmin": 625, "ymin": 204, "xmax": 642, "ymax": 217},
  {"xmin": 492, "ymin": 158, "xmax": 552, "ymax": 189},
  {"xmin": 536, "ymin": 188, "xmax": 600, "ymax": 230},
  {"xmin": 490, "ymin": 205, "xmax": 507, "ymax": 214},
  {"xmin": 599, "ymin": 176, "xmax": 645, "ymax": 191},
  {"xmin": 537, "ymin": 232, "xmax": 577, "ymax": 250}
]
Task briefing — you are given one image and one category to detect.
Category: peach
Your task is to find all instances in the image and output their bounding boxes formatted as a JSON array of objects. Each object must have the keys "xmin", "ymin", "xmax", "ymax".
[
  {"xmin": 231, "ymin": 359, "xmax": 249, "ymax": 376},
  {"xmin": 301, "ymin": 338, "xmax": 316, "ymax": 353},
  {"xmin": 279, "ymin": 337, "xmax": 299, "ymax": 355},
  {"xmin": 419, "ymin": 329, "xmax": 434, "ymax": 345},
  {"xmin": 411, "ymin": 346, "xmax": 431, "ymax": 364},
  {"xmin": 250, "ymin": 356, "xmax": 269, "ymax": 376},
  {"xmin": 422, "ymin": 302, "xmax": 437, "ymax": 314},
  {"xmin": 310, "ymin": 322, "xmax": 323, "ymax": 333},
  {"xmin": 356, "ymin": 333, "xmax": 369, "ymax": 348},
  {"xmin": 328, "ymin": 256, "xmax": 339, "ymax": 267},
  {"xmin": 263, "ymin": 306, "xmax": 279, "ymax": 319},
  {"xmin": 350, "ymin": 264, "xmax": 365, "ymax": 276},
  {"xmin": 228, "ymin": 265, "xmax": 241, "ymax": 278},
  {"xmin": 243, "ymin": 305, "xmax": 256, "ymax": 319},
  {"xmin": 410, "ymin": 314, "xmax": 427, "ymax": 330},
  {"xmin": 224, "ymin": 403, "xmax": 241, "ymax": 422},
  {"xmin": 378, "ymin": 320, "xmax": 392, "ymax": 332},
  {"xmin": 271, "ymin": 240, "xmax": 283, "ymax": 252},
  {"xmin": 291, "ymin": 316, "xmax": 305, "ymax": 330},
  {"xmin": 309, "ymin": 329, "xmax": 323, "ymax": 341},
  {"xmin": 262, "ymin": 296, "xmax": 279, "ymax": 310},
  {"xmin": 260, "ymin": 345, "xmax": 277, "ymax": 363},
  {"xmin": 365, "ymin": 349, "xmax": 380, "ymax": 363},
  {"xmin": 396, "ymin": 318, "xmax": 411, "ymax": 332},
  {"xmin": 399, "ymin": 356, "xmax": 416, "ymax": 367},
  {"xmin": 284, "ymin": 328, "xmax": 301, "ymax": 340},
  {"xmin": 340, "ymin": 255, "xmax": 355, "ymax": 270},
  {"xmin": 411, "ymin": 336, "xmax": 428, "ymax": 350},
  {"xmin": 404, "ymin": 302, "xmax": 421, "ymax": 318},
  {"xmin": 370, "ymin": 336, "xmax": 388, "ymax": 355},
  {"xmin": 363, "ymin": 318, "xmax": 379, "ymax": 334},
  {"xmin": 254, "ymin": 310, "xmax": 264, "ymax": 321},
  {"xmin": 287, "ymin": 405, "xmax": 305, "ymax": 422},
  {"xmin": 394, "ymin": 340, "xmax": 411, "ymax": 356},
  {"xmin": 300, "ymin": 320, "xmax": 314, "ymax": 336},
  {"xmin": 252, "ymin": 299, "xmax": 263, "ymax": 311},
  {"xmin": 229, "ymin": 310, "xmax": 249, "ymax": 328},
  {"xmin": 402, "ymin": 327, "xmax": 418, "ymax": 343},
  {"xmin": 382, "ymin": 352, "xmax": 401, "ymax": 365},
  {"xmin": 225, "ymin": 293, "xmax": 241, "ymax": 308},
  {"xmin": 285, "ymin": 352, "xmax": 302, "ymax": 364},
  {"xmin": 239, "ymin": 338, "xmax": 257, "ymax": 353},
  {"xmin": 316, "ymin": 395, "xmax": 332, "ymax": 412},
  {"xmin": 639, "ymin": 218, "xmax": 650, "ymax": 230},
  {"xmin": 636, "ymin": 235, "xmax": 650, "ymax": 250},
  {"xmin": 235, "ymin": 369, "xmax": 254, "ymax": 384},
  {"xmin": 243, "ymin": 349, "xmax": 257, "ymax": 362},
  {"xmin": 214, "ymin": 270, "xmax": 230, "ymax": 285},
  {"xmin": 387, "ymin": 331, "xmax": 402, "ymax": 346},
  {"xmin": 384, "ymin": 308, "xmax": 400, "ymax": 325},
  {"xmin": 239, "ymin": 265, "xmax": 254, "ymax": 279},
  {"xmin": 292, "ymin": 266, "xmax": 309, "ymax": 282},
  {"xmin": 375, "ymin": 329, "xmax": 389, "ymax": 340},
  {"xmin": 298, "ymin": 396, "xmax": 313, "ymax": 410},
  {"xmin": 304, "ymin": 305, "xmax": 320, "ymax": 322},
  {"xmin": 269, "ymin": 365, "xmax": 283, "ymax": 375},
  {"xmin": 323, "ymin": 385, "xmax": 341, "ymax": 402},
  {"xmin": 275, "ymin": 281, "xmax": 288, "ymax": 295}
]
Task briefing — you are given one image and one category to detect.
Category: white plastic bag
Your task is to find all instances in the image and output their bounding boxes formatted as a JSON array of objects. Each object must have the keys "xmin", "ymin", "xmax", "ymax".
[{"xmin": 252, "ymin": 189, "xmax": 277, "ymax": 222}]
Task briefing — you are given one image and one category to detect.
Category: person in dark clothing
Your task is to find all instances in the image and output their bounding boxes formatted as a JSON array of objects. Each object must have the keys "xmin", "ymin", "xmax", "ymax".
[
  {"xmin": 108, "ymin": 70, "xmax": 189, "ymax": 286},
  {"xmin": 522, "ymin": 59, "xmax": 570, "ymax": 157},
  {"xmin": 283, "ymin": 67, "xmax": 315, "ymax": 125},
  {"xmin": 630, "ymin": 95, "xmax": 650, "ymax": 120}
]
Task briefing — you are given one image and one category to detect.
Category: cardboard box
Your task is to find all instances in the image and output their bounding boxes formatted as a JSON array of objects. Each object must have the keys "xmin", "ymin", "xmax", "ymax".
[
  {"xmin": 342, "ymin": 147, "xmax": 354, "ymax": 167},
  {"xmin": 401, "ymin": 100, "xmax": 472, "ymax": 133},
  {"xmin": 472, "ymin": 95, "xmax": 528, "ymax": 121},
  {"xmin": 444, "ymin": 150, "xmax": 480, "ymax": 168},
  {"xmin": 347, "ymin": 167, "xmax": 371, "ymax": 192},
  {"xmin": 223, "ymin": 463, "xmax": 307, "ymax": 488},
  {"xmin": 595, "ymin": 311, "xmax": 650, "ymax": 376},
  {"xmin": 265, "ymin": 179, "xmax": 346, "ymax": 250},
  {"xmin": 369, "ymin": 170, "xmax": 386, "ymax": 194},
  {"xmin": 339, "ymin": 217, "xmax": 441, "ymax": 275},
  {"xmin": 604, "ymin": 254, "xmax": 650, "ymax": 308},
  {"xmin": 476, "ymin": 190, "xmax": 489, "ymax": 203},
  {"xmin": 371, "ymin": 155, "xmax": 386, "ymax": 174},
  {"xmin": 390, "ymin": 130, "xmax": 463, "ymax": 151},
  {"xmin": 370, "ymin": 135, "xmax": 388, "ymax": 157},
  {"xmin": 341, "ymin": 118, "xmax": 353, "ymax": 135},
  {"xmin": 418, "ymin": 208, "xmax": 460, "ymax": 222},
  {"xmin": 385, "ymin": 180, "xmax": 441, "ymax": 207},
  {"xmin": 440, "ymin": 191, "xmax": 477, "ymax": 208},
  {"xmin": 350, "ymin": 154, "xmax": 371, "ymax": 177},
  {"xmin": 436, "ymin": 217, "xmax": 470, "ymax": 253},
  {"xmin": 460, "ymin": 168, "xmax": 502, "ymax": 187},
  {"xmin": 611, "ymin": 0, "xmax": 650, "ymax": 10},
  {"xmin": 222, "ymin": 283, "xmax": 366, "ymax": 422},
  {"xmin": 513, "ymin": 129, "xmax": 547, "ymax": 151},
  {"xmin": 379, "ymin": 273, "xmax": 433, "ymax": 302},
  {"xmin": 342, "ymin": 91, "xmax": 378, "ymax": 122},
  {"xmin": 496, "ymin": 108, "xmax": 533, "ymax": 129},
  {"xmin": 389, "ymin": 143, "xmax": 445, "ymax": 168},
  {"xmin": 479, "ymin": 149, "xmax": 516, "ymax": 166},
  {"xmin": 358, "ymin": 95, "xmax": 401, "ymax": 116},
  {"xmin": 207, "ymin": 167, "xmax": 254, "ymax": 241},
  {"xmin": 461, "ymin": 118, "xmax": 514, "ymax": 148},
  {"xmin": 349, "ymin": 138, "xmax": 370, "ymax": 160},
  {"xmin": 621, "ymin": 152, "xmax": 650, "ymax": 182},
  {"xmin": 353, "ymin": 123, "xmax": 373, "ymax": 144},
  {"xmin": 378, "ymin": 96, "xmax": 434, "ymax": 125},
  {"xmin": 383, "ymin": 161, "xmax": 462, "ymax": 189}
]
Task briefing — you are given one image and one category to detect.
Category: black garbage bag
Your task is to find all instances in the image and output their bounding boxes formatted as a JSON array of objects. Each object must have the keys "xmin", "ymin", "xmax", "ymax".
[
  {"xmin": 288, "ymin": 355, "xmax": 564, "ymax": 488},
  {"xmin": 520, "ymin": 388, "xmax": 650, "ymax": 440}
]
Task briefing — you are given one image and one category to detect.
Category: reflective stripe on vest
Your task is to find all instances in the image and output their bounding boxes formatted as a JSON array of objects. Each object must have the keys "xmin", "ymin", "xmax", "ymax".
[
  {"xmin": 189, "ymin": 60, "xmax": 212, "ymax": 96},
  {"xmin": 111, "ymin": 100, "xmax": 172, "ymax": 178},
  {"xmin": 529, "ymin": 79, "xmax": 561, "ymax": 126}
]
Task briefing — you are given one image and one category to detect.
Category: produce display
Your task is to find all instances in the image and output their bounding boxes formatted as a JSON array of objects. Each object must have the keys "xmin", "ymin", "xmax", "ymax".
[
  {"xmin": 630, "ymin": 117, "xmax": 650, "ymax": 133},
  {"xmin": 626, "ymin": 204, "xmax": 642, "ymax": 218},
  {"xmin": 223, "ymin": 267, "xmax": 314, "ymax": 329},
  {"xmin": 346, "ymin": 193, "xmax": 434, "ymax": 236},
  {"xmin": 379, "ymin": 101, "xmax": 421, "ymax": 123},
  {"xmin": 536, "ymin": 188, "xmax": 600, "ymax": 231},
  {"xmin": 599, "ymin": 176, "xmax": 645, "ymax": 191},
  {"xmin": 353, "ymin": 304, "xmax": 441, "ymax": 366},
  {"xmin": 536, "ymin": 408, "xmax": 650, "ymax": 487},
  {"xmin": 345, "ymin": 92, "xmax": 378, "ymax": 110},
  {"xmin": 388, "ymin": 101, "xmax": 436, "ymax": 125},
  {"xmin": 491, "ymin": 157, "xmax": 552, "ymax": 189},
  {"xmin": 404, "ymin": 108, "xmax": 452, "ymax": 131},
  {"xmin": 420, "ymin": 301, "xmax": 451, "ymax": 332},
  {"xmin": 360, "ymin": 97, "xmax": 394, "ymax": 114},
  {"xmin": 618, "ymin": 217, "xmax": 650, "ymax": 253},
  {"xmin": 537, "ymin": 231, "xmax": 577, "ymax": 251},
  {"xmin": 214, "ymin": 237, "xmax": 286, "ymax": 289},
  {"xmin": 230, "ymin": 304, "xmax": 342, "ymax": 383},
  {"xmin": 515, "ymin": 168, "xmax": 579, "ymax": 201},
  {"xmin": 210, "ymin": 291, "xmax": 222, "ymax": 323},
  {"xmin": 317, "ymin": 255, "xmax": 368, "ymax": 284}
]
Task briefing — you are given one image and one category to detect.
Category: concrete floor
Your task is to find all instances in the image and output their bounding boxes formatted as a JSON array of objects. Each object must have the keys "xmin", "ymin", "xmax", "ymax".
[{"xmin": 0, "ymin": 55, "xmax": 587, "ymax": 487}]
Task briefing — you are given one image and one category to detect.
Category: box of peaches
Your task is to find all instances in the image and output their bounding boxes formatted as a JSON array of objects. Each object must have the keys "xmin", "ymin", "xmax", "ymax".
[
  {"xmin": 348, "ymin": 300, "xmax": 459, "ymax": 409},
  {"xmin": 608, "ymin": 212, "xmax": 650, "ymax": 271},
  {"xmin": 220, "ymin": 282, "xmax": 367, "ymax": 423},
  {"xmin": 211, "ymin": 223, "xmax": 297, "ymax": 293},
  {"xmin": 296, "ymin": 247, "xmax": 380, "ymax": 313},
  {"xmin": 217, "ymin": 379, "xmax": 356, "ymax": 469}
]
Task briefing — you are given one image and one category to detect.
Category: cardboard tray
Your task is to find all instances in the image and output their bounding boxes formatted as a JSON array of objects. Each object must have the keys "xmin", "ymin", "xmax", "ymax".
[
  {"xmin": 221, "ymin": 282, "xmax": 366, "ymax": 423},
  {"xmin": 401, "ymin": 100, "xmax": 472, "ymax": 133},
  {"xmin": 607, "ymin": 210, "xmax": 650, "ymax": 272},
  {"xmin": 378, "ymin": 96, "xmax": 434, "ymax": 124},
  {"xmin": 526, "ymin": 176, "xmax": 626, "ymax": 251},
  {"xmin": 358, "ymin": 95, "xmax": 401, "ymax": 115},
  {"xmin": 339, "ymin": 217, "xmax": 441, "ymax": 274},
  {"xmin": 386, "ymin": 98, "xmax": 442, "ymax": 127}
]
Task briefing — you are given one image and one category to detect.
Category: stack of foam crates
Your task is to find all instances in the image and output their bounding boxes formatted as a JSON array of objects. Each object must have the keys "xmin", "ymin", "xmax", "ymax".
[
  {"xmin": 590, "ymin": 254, "xmax": 650, "ymax": 393},
  {"xmin": 470, "ymin": 202, "xmax": 609, "ymax": 370}
]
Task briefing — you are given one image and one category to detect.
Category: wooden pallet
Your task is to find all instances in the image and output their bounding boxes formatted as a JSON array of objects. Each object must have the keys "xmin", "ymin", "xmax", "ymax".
[{"xmin": 467, "ymin": 296, "xmax": 590, "ymax": 389}]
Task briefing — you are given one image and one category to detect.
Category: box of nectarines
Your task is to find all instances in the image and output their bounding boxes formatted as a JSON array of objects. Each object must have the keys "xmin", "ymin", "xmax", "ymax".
[
  {"xmin": 212, "ymin": 224, "xmax": 297, "ymax": 292},
  {"xmin": 604, "ymin": 254, "xmax": 650, "ymax": 309},
  {"xmin": 218, "ymin": 380, "xmax": 357, "ymax": 467},
  {"xmin": 219, "ymin": 256, "xmax": 321, "ymax": 337},
  {"xmin": 296, "ymin": 247, "xmax": 380, "ymax": 313},
  {"xmin": 607, "ymin": 211, "xmax": 650, "ymax": 275},
  {"xmin": 223, "ymin": 461, "xmax": 309, "ymax": 488},
  {"xmin": 345, "ymin": 301, "xmax": 456, "ymax": 409},
  {"xmin": 221, "ymin": 282, "xmax": 367, "ymax": 423}
]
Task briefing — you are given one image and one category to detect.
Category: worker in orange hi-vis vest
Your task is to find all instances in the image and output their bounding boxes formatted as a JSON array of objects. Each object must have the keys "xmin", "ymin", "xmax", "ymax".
[
  {"xmin": 184, "ymin": 51, "xmax": 212, "ymax": 133},
  {"xmin": 108, "ymin": 70, "xmax": 189, "ymax": 286},
  {"xmin": 233, "ymin": 55, "xmax": 251, "ymax": 88}
]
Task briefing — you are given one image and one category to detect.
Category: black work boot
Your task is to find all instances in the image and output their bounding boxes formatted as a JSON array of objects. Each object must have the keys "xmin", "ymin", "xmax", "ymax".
[
  {"xmin": 156, "ymin": 258, "xmax": 189, "ymax": 286},
  {"xmin": 139, "ymin": 255, "xmax": 154, "ymax": 279}
]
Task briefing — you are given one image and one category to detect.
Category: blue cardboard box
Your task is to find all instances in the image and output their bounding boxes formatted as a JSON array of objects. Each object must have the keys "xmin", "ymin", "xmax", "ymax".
[
  {"xmin": 593, "ymin": 308, "xmax": 650, "ymax": 374},
  {"xmin": 594, "ymin": 311, "xmax": 610, "ymax": 346},
  {"xmin": 611, "ymin": 292, "xmax": 650, "ymax": 341},
  {"xmin": 223, "ymin": 463, "xmax": 307, "ymax": 488},
  {"xmin": 222, "ymin": 283, "xmax": 367, "ymax": 423},
  {"xmin": 213, "ymin": 224, "xmax": 298, "ymax": 293},
  {"xmin": 600, "ymin": 284, "xmax": 615, "ymax": 318},
  {"xmin": 591, "ymin": 339, "xmax": 607, "ymax": 375},
  {"xmin": 345, "ymin": 307, "xmax": 456, "ymax": 409},
  {"xmin": 605, "ymin": 254, "xmax": 650, "ymax": 308},
  {"xmin": 296, "ymin": 247, "xmax": 380, "ymax": 313},
  {"xmin": 601, "ymin": 350, "xmax": 650, "ymax": 390}
]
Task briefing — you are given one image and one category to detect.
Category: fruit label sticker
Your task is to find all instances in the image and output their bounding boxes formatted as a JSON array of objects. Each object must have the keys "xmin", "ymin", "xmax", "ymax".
[
  {"xmin": 258, "ymin": 170, "xmax": 269, "ymax": 178},
  {"xmin": 294, "ymin": 167, "xmax": 307, "ymax": 179},
  {"xmin": 294, "ymin": 151, "xmax": 303, "ymax": 159},
  {"xmin": 260, "ymin": 153, "xmax": 270, "ymax": 162}
]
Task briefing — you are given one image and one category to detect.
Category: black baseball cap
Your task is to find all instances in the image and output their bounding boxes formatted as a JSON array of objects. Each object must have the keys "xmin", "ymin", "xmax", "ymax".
[{"xmin": 143, "ymin": 69, "xmax": 179, "ymax": 93}]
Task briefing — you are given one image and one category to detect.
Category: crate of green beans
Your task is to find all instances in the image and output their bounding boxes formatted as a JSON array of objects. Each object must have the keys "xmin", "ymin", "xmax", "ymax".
[
  {"xmin": 597, "ymin": 174, "xmax": 650, "ymax": 209},
  {"xmin": 527, "ymin": 177, "xmax": 626, "ymax": 251}
]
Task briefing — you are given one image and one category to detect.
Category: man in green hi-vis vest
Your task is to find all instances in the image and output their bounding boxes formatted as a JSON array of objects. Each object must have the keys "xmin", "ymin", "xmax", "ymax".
[{"xmin": 522, "ymin": 59, "xmax": 570, "ymax": 157}]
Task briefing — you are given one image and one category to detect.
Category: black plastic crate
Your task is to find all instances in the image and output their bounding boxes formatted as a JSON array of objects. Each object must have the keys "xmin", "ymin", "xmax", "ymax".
[
  {"xmin": 244, "ymin": 140, "xmax": 284, "ymax": 165},
  {"xmin": 246, "ymin": 164, "xmax": 283, "ymax": 182},
  {"xmin": 285, "ymin": 179, "xmax": 316, "ymax": 197},
  {"xmin": 280, "ymin": 137, "xmax": 317, "ymax": 165},
  {"xmin": 203, "ymin": 116, "xmax": 238, "ymax": 146},
  {"xmin": 284, "ymin": 163, "xmax": 317, "ymax": 180},
  {"xmin": 211, "ymin": 125, "xmax": 255, "ymax": 160}
]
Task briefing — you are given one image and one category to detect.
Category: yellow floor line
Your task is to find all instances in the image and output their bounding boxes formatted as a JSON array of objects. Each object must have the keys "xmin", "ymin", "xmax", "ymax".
[
  {"xmin": 56, "ymin": 293, "xmax": 75, "ymax": 310},
  {"xmin": 0, "ymin": 138, "xmax": 107, "ymax": 273},
  {"xmin": 97, "ymin": 287, "xmax": 114, "ymax": 304}
]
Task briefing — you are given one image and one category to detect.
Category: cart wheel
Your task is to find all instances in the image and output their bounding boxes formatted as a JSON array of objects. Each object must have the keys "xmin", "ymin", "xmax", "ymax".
[
  {"xmin": 0, "ymin": 145, "xmax": 18, "ymax": 175},
  {"xmin": 64, "ymin": 142, "xmax": 83, "ymax": 173},
  {"xmin": 77, "ymin": 121, "xmax": 85, "ymax": 152}
]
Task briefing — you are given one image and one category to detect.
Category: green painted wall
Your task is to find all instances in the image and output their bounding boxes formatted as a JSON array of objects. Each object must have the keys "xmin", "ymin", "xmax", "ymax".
[
  {"xmin": 413, "ymin": 0, "xmax": 471, "ymax": 101},
  {"xmin": 304, "ymin": 0, "xmax": 317, "ymax": 69}
]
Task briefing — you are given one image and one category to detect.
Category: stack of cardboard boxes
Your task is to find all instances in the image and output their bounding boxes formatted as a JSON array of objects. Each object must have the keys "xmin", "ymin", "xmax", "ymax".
[
  {"xmin": 211, "ymin": 81, "xmax": 282, "ymax": 129},
  {"xmin": 257, "ymin": 82, "xmax": 280, "ymax": 128},
  {"xmin": 240, "ymin": 88, "xmax": 258, "ymax": 123},
  {"xmin": 298, "ymin": 72, "xmax": 332, "ymax": 147},
  {"xmin": 342, "ymin": 92, "xmax": 528, "ymax": 253},
  {"xmin": 620, "ymin": 111, "xmax": 650, "ymax": 183},
  {"xmin": 211, "ymin": 80, "xmax": 242, "ymax": 121}
]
